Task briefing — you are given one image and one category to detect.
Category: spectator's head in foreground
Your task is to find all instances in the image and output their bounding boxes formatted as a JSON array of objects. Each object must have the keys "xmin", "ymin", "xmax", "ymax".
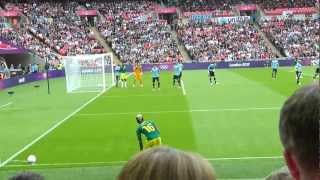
[
  {"xmin": 279, "ymin": 83, "xmax": 320, "ymax": 180},
  {"xmin": 265, "ymin": 166, "xmax": 292, "ymax": 180},
  {"xmin": 118, "ymin": 146, "xmax": 216, "ymax": 180},
  {"xmin": 9, "ymin": 172, "xmax": 44, "ymax": 180}
]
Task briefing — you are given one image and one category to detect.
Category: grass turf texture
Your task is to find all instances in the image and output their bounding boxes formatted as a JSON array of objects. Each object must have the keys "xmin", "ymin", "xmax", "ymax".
[{"xmin": 0, "ymin": 67, "xmax": 317, "ymax": 180}]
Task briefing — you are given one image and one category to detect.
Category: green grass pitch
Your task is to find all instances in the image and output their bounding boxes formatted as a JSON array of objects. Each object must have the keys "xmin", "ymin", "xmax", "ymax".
[{"xmin": 0, "ymin": 67, "xmax": 317, "ymax": 180}]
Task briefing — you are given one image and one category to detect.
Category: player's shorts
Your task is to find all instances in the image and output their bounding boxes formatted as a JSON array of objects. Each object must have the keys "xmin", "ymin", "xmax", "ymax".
[
  {"xmin": 316, "ymin": 68, "xmax": 320, "ymax": 74},
  {"xmin": 134, "ymin": 73, "xmax": 142, "ymax": 81},
  {"xmin": 115, "ymin": 75, "xmax": 120, "ymax": 81},
  {"xmin": 145, "ymin": 137, "xmax": 162, "ymax": 149},
  {"xmin": 209, "ymin": 71, "xmax": 215, "ymax": 77},
  {"xmin": 120, "ymin": 73, "xmax": 127, "ymax": 80},
  {"xmin": 152, "ymin": 77, "xmax": 160, "ymax": 82},
  {"xmin": 179, "ymin": 72, "xmax": 182, "ymax": 79},
  {"xmin": 296, "ymin": 71, "xmax": 302, "ymax": 77},
  {"xmin": 272, "ymin": 68, "xmax": 277, "ymax": 73},
  {"xmin": 173, "ymin": 75, "xmax": 179, "ymax": 80}
]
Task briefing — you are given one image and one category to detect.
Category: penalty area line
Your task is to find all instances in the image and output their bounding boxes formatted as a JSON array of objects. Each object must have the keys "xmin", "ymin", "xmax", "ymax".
[
  {"xmin": 180, "ymin": 80, "xmax": 187, "ymax": 96},
  {"xmin": 0, "ymin": 102, "xmax": 12, "ymax": 109},
  {"xmin": 0, "ymin": 87, "xmax": 113, "ymax": 168},
  {"xmin": 6, "ymin": 156, "xmax": 283, "ymax": 168},
  {"xmin": 78, "ymin": 107, "xmax": 281, "ymax": 117}
]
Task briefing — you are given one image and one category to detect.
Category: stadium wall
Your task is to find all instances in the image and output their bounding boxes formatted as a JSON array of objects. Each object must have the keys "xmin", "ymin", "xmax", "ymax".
[
  {"xmin": 0, "ymin": 70, "xmax": 65, "ymax": 90},
  {"xmin": 0, "ymin": 58, "xmax": 313, "ymax": 90}
]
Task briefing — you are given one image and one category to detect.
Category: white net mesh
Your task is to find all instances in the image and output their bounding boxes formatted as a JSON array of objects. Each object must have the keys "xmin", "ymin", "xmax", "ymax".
[{"xmin": 63, "ymin": 54, "xmax": 114, "ymax": 93}]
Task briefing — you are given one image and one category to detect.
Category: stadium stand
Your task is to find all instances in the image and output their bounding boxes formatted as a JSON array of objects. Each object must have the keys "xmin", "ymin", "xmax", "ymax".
[
  {"xmin": 178, "ymin": 0, "xmax": 239, "ymax": 12},
  {"xmin": 251, "ymin": 0, "xmax": 316, "ymax": 10},
  {"xmin": 19, "ymin": 1, "xmax": 104, "ymax": 56},
  {"xmin": 95, "ymin": 1, "xmax": 182, "ymax": 63},
  {"xmin": 260, "ymin": 19, "xmax": 320, "ymax": 58},
  {"xmin": 0, "ymin": 0, "xmax": 318, "ymax": 68},
  {"xmin": 177, "ymin": 20, "xmax": 276, "ymax": 62}
]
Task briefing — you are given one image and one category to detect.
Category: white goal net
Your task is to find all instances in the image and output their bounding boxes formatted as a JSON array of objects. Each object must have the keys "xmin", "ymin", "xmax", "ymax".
[{"xmin": 63, "ymin": 53, "xmax": 114, "ymax": 93}]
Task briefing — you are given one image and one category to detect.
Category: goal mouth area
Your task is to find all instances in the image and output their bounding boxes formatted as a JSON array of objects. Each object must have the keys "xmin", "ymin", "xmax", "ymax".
[{"xmin": 63, "ymin": 53, "xmax": 114, "ymax": 94}]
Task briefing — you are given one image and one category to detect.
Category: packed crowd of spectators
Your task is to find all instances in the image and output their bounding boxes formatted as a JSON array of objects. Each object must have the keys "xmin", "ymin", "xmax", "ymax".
[
  {"xmin": 0, "ymin": 24, "xmax": 53, "ymax": 59},
  {"xmin": 95, "ymin": 1, "xmax": 182, "ymax": 63},
  {"xmin": 0, "ymin": 25, "xmax": 63, "ymax": 70},
  {"xmin": 100, "ymin": 19, "xmax": 181, "ymax": 64},
  {"xmin": 177, "ymin": 20, "xmax": 276, "ymax": 62},
  {"xmin": 0, "ymin": 0, "xmax": 319, "ymax": 67},
  {"xmin": 177, "ymin": 0, "xmax": 239, "ymax": 12},
  {"xmin": 18, "ymin": 1, "xmax": 104, "ymax": 56},
  {"xmin": 251, "ymin": 0, "xmax": 316, "ymax": 10},
  {"xmin": 260, "ymin": 18, "xmax": 320, "ymax": 58}
]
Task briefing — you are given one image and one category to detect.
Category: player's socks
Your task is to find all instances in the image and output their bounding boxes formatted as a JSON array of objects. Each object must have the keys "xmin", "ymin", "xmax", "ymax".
[{"xmin": 125, "ymin": 82, "xmax": 127, "ymax": 88}]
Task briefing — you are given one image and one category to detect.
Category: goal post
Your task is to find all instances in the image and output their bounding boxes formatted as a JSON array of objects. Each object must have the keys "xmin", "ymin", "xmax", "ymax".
[{"xmin": 63, "ymin": 53, "xmax": 114, "ymax": 93}]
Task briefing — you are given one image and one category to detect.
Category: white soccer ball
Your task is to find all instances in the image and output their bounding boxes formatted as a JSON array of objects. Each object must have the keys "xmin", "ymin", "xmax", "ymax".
[{"xmin": 27, "ymin": 154, "xmax": 37, "ymax": 164}]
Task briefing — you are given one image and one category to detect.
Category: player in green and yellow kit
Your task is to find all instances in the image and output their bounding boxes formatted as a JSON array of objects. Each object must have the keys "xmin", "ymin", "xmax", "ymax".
[
  {"xmin": 136, "ymin": 114, "xmax": 161, "ymax": 151},
  {"xmin": 119, "ymin": 64, "xmax": 127, "ymax": 88}
]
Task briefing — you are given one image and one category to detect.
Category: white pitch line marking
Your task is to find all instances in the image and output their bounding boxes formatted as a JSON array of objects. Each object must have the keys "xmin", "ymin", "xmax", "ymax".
[
  {"xmin": 78, "ymin": 107, "xmax": 281, "ymax": 117},
  {"xmin": 5, "ymin": 156, "xmax": 282, "ymax": 168},
  {"xmin": 0, "ymin": 102, "xmax": 12, "ymax": 109},
  {"xmin": 0, "ymin": 86, "xmax": 113, "ymax": 168},
  {"xmin": 100, "ymin": 94, "xmax": 180, "ymax": 98},
  {"xmin": 180, "ymin": 80, "xmax": 187, "ymax": 96}
]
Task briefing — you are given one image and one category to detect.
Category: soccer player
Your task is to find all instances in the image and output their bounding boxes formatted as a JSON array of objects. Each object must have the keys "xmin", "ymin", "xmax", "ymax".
[
  {"xmin": 133, "ymin": 63, "xmax": 143, "ymax": 87},
  {"xmin": 208, "ymin": 63, "xmax": 217, "ymax": 86},
  {"xmin": 271, "ymin": 59, "xmax": 279, "ymax": 79},
  {"xmin": 151, "ymin": 65, "xmax": 160, "ymax": 90},
  {"xmin": 178, "ymin": 61, "xmax": 183, "ymax": 81},
  {"xmin": 136, "ymin": 114, "xmax": 161, "ymax": 151},
  {"xmin": 120, "ymin": 63, "xmax": 127, "ymax": 88},
  {"xmin": 173, "ymin": 62, "xmax": 181, "ymax": 87},
  {"xmin": 312, "ymin": 59, "xmax": 320, "ymax": 80},
  {"xmin": 295, "ymin": 61, "xmax": 303, "ymax": 85},
  {"xmin": 114, "ymin": 64, "xmax": 121, "ymax": 87}
]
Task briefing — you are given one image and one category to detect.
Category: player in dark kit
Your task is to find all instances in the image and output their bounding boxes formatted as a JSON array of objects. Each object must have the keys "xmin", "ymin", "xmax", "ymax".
[
  {"xmin": 151, "ymin": 65, "xmax": 160, "ymax": 90},
  {"xmin": 271, "ymin": 59, "xmax": 279, "ymax": 79},
  {"xmin": 313, "ymin": 59, "xmax": 320, "ymax": 80},
  {"xmin": 178, "ymin": 61, "xmax": 183, "ymax": 81},
  {"xmin": 114, "ymin": 64, "xmax": 121, "ymax": 87},
  {"xmin": 208, "ymin": 63, "xmax": 217, "ymax": 86},
  {"xmin": 136, "ymin": 114, "xmax": 161, "ymax": 151},
  {"xmin": 173, "ymin": 63, "xmax": 181, "ymax": 87},
  {"xmin": 295, "ymin": 61, "xmax": 303, "ymax": 85}
]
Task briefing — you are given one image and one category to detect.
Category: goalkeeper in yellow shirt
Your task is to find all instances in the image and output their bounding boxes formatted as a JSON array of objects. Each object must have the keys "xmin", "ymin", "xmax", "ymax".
[{"xmin": 133, "ymin": 63, "xmax": 143, "ymax": 87}]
